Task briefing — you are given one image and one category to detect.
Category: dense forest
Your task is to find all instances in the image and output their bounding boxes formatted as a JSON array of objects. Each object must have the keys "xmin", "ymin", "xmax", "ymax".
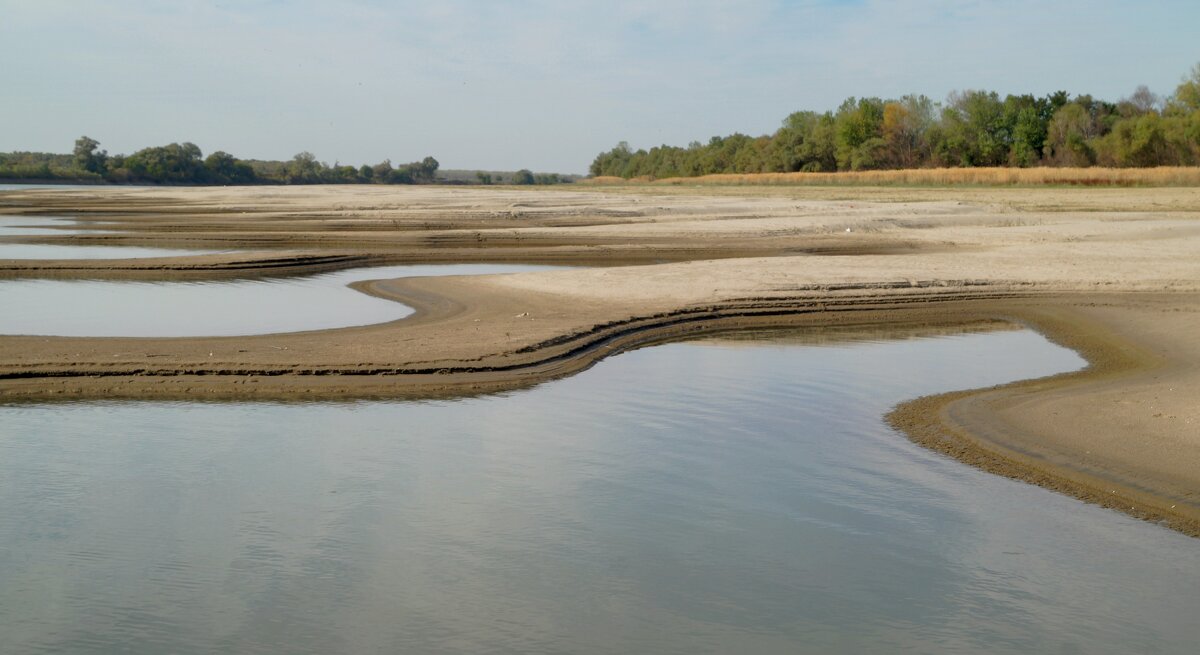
[
  {"xmin": 0, "ymin": 140, "xmax": 572, "ymax": 186},
  {"xmin": 591, "ymin": 64, "xmax": 1200, "ymax": 178}
]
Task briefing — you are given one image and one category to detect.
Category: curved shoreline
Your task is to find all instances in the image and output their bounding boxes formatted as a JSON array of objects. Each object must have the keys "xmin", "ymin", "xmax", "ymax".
[
  {"xmin": 889, "ymin": 296, "xmax": 1200, "ymax": 537},
  {"xmin": 2, "ymin": 184, "xmax": 1198, "ymax": 537},
  {"xmin": 1, "ymin": 278, "xmax": 1194, "ymax": 534},
  {"xmin": 0, "ymin": 281, "xmax": 1033, "ymax": 397}
]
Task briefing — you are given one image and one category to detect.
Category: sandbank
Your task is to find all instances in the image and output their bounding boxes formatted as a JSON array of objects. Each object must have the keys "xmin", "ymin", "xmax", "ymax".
[{"xmin": 1, "ymin": 184, "xmax": 1198, "ymax": 535}]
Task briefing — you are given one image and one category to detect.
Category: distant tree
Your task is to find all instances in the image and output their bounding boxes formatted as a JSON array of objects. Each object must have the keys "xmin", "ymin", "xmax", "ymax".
[
  {"xmin": 284, "ymin": 151, "xmax": 325, "ymax": 184},
  {"xmin": 1094, "ymin": 112, "xmax": 1187, "ymax": 167},
  {"xmin": 123, "ymin": 142, "xmax": 206, "ymax": 183},
  {"xmin": 358, "ymin": 164, "xmax": 374, "ymax": 181},
  {"xmin": 73, "ymin": 136, "xmax": 107, "ymax": 174},
  {"xmin": 834, "ymin": 97, "xmax": 885, "ymax": 170},
  {"xmin": 881, "ymin": 95, "xmax": 934, "ymax": 168},
  {"xmin": 585, "ymin": 62, "xmax": 1200, "ymax": 178},
  {"xmin": 589, "ymin": 142, "xmax": 633, "ymax": 177},
  {"xmin": 372, "ymin": 159, "xmax": 394, "ymax": 182},
  {"xmin": 512, "ymin": 169, "xmax": 535, "ymax": 185},
  {"xmin": 1044, "ymin": 103, "xmax": 1097, "ymax": 166},
  {"xmin": 415, "ymin": 156, "xmax": 439, "ymax": 182},
  {"xmin": 476, "ymin": 171, "xmax": 492, "ymax": 185},
  {"xmin": 937, "ymin": 90, "xmax": 1009, "ymax": 167},
  {"xmin": 331, "ymin": 164, "xmax": 360, "ymax": 183},
  {"xmin": 1123, "ymin": 85, "xmax": 1161, "ymax": 115},
  {"xmin": 783, "ymin": 111, "xmax": 837, "ymax": 172},
  {"xmin": 1002, "ymin": 92, "xmax": 1064, "ymax": 167},
  {"xmin": 204, "ymin": 150, "xmax": 256, "ymax": 184},
  {"xmin": 1169, "ymin": 62, "xmax": 1200, "ymax": 114}
]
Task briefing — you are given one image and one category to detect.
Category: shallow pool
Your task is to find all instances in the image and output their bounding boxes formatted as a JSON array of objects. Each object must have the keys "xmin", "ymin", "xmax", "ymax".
[
  {"xmin": 0, "ymin": 264, "xmax": 562, "ymax": 336},
  {"xmin": 2, "ymin": 328, "xmax": 1197, "ymax": 654}
]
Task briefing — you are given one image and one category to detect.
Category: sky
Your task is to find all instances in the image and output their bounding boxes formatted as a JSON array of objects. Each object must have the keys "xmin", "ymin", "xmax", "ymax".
[{"xmin": 2, "ymin": 1, "xmax": 1198, "ymax": 174}]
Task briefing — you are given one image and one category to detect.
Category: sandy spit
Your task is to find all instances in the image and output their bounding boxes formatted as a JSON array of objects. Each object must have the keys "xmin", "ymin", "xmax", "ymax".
[{"xmin": 1, "ymin": 184, "xmax": 1198, "ymax": 535}]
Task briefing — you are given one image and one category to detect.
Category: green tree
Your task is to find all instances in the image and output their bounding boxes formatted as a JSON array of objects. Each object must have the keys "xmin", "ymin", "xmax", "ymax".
[
  {"xmin": 123, "ymin": 142, "xmax": 206, "ymax": 182},
  {"xmin": 372, "ymin": 159, "xmax": 394, "ymax": 182},
  {"xmin": 415, "ymin": 156, "xmax": 439, "ymax": 182},
  {"xmin": 585, "ymin": 61, "xmax": 1198, "ymax": 176},
  {"xmin": 203, "ymin": 151, "xmax": 256, "ymax": 184},
  {"xmin": 589, "ymin": 142, "xmax": 634, "ymax": 177},
  {"xmin": 284, "ymin": 151, "xmax": 325, "ymax": 184},
  {"xmin": 1003, "ymin": 93, "xmax": 1063, "ymax": 167},
  {"xmin": 512, "ymin": 169, "xmax": 535, "ymax": 185},
  {"xmin": 1169, "ymin": 62, "xmax": 1200, "ymax": 114},
  {"xmin": 936, "ymin": 90, "xmax": 1009, "ymax": 167},
  {"xmin": 1095, "ymin": 113, "xmax": 1179, "ymax": 167},
  {"xmin": 1044, "ymin": 103, "xmax": 1097, "ymax": 166},
  {"xmin": 73, "ymin": 136, "xmax": 107, "ymax": 174},
  {"xmin": 834, "ymin": 97, "xmax": 885, "ymax": 170}
]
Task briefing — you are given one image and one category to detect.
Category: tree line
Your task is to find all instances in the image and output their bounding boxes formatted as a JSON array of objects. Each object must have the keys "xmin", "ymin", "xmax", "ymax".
[
  {"xmin": 590, "ymin": 64, "xmax": 1200, "ymax": 178},
  {"xmin": 61, "ymin": 139, "xmax": 440, "ymax": 185},
  {"xmin": 0, "ymin": 139, "xmax": 440, "ymax": 185},
  {"xmin": 0, "ymin": 140, "xmax": 574, "ymax": 186}
]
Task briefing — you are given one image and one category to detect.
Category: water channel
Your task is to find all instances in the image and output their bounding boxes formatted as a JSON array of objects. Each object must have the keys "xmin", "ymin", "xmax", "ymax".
[
  {"xmin": 2, "ymin": 187, "xmax": 1196, "ymax": 652},
  {"xmin": 0, "ymin": 215, "xmax": 98, "ymax": 237},
  {"xmin": 2, "ymin": 327, "xmax": 1198, "ymax": 654},
  {"xmin": 0, "ymin": 214, "xmax": 217, "ymax": 260},
  {"xmin": 0, "ymin": 264, "xmax": 562, "ymax": 336}
]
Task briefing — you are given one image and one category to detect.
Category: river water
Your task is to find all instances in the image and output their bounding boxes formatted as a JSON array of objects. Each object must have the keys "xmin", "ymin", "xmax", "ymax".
[
  {"xmin": 0, "ymin": 214, "xmax": 217, "ymax": 260},
  {"xmin": 0, "ymin": 215, "xmax": 98, "ymax": 237},
  {"xmin": 0, "ymin": 264, "xmax": 562, "ymax": 336},
  {"xmin": 2, "ymin": 328, "xmax": 1197, "ymax": 654},
  {"xmin": 1, "ymin": 212, "xmax": 559, "ymax": 336}
]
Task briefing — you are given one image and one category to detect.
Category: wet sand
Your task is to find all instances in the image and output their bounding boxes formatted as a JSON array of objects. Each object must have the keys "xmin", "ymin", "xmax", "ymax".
[{"xmin": 1, "ymin": 184, "xmax": 1198, "ymax": 534}]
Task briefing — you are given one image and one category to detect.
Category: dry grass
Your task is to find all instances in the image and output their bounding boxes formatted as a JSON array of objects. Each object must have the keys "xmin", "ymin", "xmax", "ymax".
[{"xmin": 581, "ymin": 167, "xmax": 1200, "ymax": 188}]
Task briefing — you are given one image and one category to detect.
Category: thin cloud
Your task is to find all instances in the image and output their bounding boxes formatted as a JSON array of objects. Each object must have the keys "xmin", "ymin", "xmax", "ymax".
[{"xmin": 2, "ymin": 0, "xmax": 1197, "ymax": 173}]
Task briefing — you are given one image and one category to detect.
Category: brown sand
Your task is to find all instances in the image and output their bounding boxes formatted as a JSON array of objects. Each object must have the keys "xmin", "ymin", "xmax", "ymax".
[{"xmin": 2, "ymin": 184, "xmax": 1198, "ymax": 535}]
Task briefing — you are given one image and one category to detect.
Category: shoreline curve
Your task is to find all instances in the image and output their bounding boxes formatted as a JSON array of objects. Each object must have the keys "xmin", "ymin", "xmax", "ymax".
[{"xmin": 2, "ymin": 184, "xmax": 1198, "ymax": 537}]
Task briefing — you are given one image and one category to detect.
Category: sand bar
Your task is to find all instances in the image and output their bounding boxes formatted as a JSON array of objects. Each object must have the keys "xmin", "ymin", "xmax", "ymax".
[{"xmin": 1, "ymin": 184, "xmax": 1198, "ymax": 535}]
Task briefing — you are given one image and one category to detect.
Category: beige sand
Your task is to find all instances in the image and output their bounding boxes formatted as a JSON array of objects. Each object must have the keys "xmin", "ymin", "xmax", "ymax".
[{"xmin": 1, "ymin": 184, "xmax": 1198, "ymax": 535}]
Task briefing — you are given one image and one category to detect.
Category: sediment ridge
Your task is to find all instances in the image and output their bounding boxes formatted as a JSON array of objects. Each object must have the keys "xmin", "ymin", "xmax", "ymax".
[{"xmin": 1, "ymin": 184, "xmax": 1198, "ymax": 536}]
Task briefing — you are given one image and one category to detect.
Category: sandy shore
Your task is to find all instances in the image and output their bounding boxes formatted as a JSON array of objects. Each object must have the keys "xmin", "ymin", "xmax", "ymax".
[{"xmin": 1, "ymin": 184, "xmax": 1198, "ymax": 535}]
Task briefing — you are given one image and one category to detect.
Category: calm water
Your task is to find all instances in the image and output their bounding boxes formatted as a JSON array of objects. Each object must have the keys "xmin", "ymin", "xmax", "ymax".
[
  {"xmin": 2, "ymin": 329, "xmax": 1197, "ymax": 654},
  {"xmin": 0, "ymin": 214, "xmax": 194, "ymax": 259},
  {"xmin": 0, "ymin": 243, "xmax": 223, "ymax": 260},
  {"xmin": 0, "ymin": 215, "xmax": 94, "ymax": 237},
  {"xmin": 0, "ymin": 264, "xmax": 560, "ymax": 336},
  {"xmin": 0, "ymin": 184, "xmax": 108, "ymax": 191}
]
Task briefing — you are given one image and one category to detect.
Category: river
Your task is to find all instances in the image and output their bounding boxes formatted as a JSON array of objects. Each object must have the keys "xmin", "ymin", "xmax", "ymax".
[{"xmin": 2, "ymin": 327, "xmax": 1197, "ymax": 654}]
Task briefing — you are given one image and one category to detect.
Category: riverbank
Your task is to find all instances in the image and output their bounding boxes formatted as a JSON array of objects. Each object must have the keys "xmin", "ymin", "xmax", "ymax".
[{"xmin": 1, "ymin": 184, "xmax": 1198, "ymax": 535}]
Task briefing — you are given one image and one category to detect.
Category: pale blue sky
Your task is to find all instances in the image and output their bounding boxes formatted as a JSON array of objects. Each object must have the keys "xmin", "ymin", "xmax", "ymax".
[{"xmin": 3, "ymin": 1, "xmax": 1198, "ymax": 173}]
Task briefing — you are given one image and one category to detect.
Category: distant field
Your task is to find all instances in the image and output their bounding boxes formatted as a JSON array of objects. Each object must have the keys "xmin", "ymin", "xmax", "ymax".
[{"xmin": 584, "ymin": 167, "xmax": 1200, "ymax": 187}]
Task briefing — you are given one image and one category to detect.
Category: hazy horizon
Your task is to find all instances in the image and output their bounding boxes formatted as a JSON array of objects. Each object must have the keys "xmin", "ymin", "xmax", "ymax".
[{"xmin": 3, "ymin": 0, "xmax": 1198, "ymax": 174}]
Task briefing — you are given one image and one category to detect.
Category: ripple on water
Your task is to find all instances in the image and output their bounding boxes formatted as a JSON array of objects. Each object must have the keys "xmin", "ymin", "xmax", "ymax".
[{"xmin": 1, "ymin": 326, "xmax": 1198, "ymax": 654}]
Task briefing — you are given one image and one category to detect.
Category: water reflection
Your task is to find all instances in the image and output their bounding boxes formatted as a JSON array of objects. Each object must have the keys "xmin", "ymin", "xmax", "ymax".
[
  {"xmin": 0, "ymin": 243, "xmax": 224, "ymax": 260},
  {"xmin": 0, "ymin": 184, "xmax": 106, "ymax": 191},
  {"xmin": 0, "ymin": 264, "xmax": 562, "ymax": 336},
  {"xmin": 1, "ymin": 328, "xmax": 1196, "ymax": 654},
  {"xmin": 0, "ymin": 215, "xmax": 86, "ymax": 236},
  {"xmin": 0, "ymin": 215, "xmax": 147, "ymax": 257}
]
